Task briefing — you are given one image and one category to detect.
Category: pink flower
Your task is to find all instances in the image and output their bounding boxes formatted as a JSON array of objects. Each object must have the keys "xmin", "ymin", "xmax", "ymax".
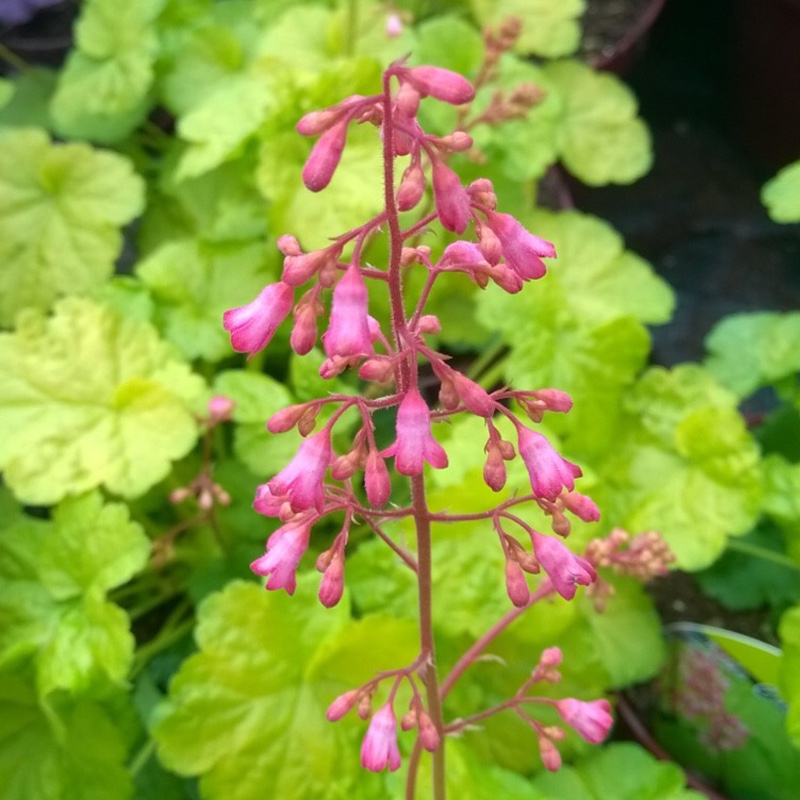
[
  {"xmin": 322, "ymin": 264, "xmax": 374, "ymax": 360},
  {"xmin": 223, "ymin": 282, "xmax": 294, "ymax": 356},
  {"xmin": 539, "ymin": 736, "xmax": 562, "ymax": 771},
  {"xmin": 318, "ymin": 549, "xmax": 345, "ymax": 608},
  {"xmin": 302, "ymin": 118, "xmax": 349, "ymax": 192},
  {"xmin": 361, "ymin": 703, "xmax": 402, "ymax": 772},
  {"xmin": 485, "ymin": 211, "xmax": 556, "ymax": 281},
  {"xmin": 384, "ymin": 388, "xmax": 448, "ymax": 476},
  {"xmin": 517, "ymin": 427, "xmax": 581, "ymax": 501},
  {"xmin": 252, "ymin": 484, "xmax": 292, "ymax": 518},
  {"xmin": 562, "ymin": 492, "xmax": 601, "ymax": 522},
  {"xmin": 505, "ymin": 558, "xmax": 530, "ymax": 607},
  {"xmin": 555, "ymin": 698, "xmax": 613, "ymax": 744},
  {"xmin": 531, "ymin": 532, "xmax": 596, "ymax": 600},
  {"xmin": 268, "ymin": 429, "xmax": 332, "ymax": 513},
  {"xmin": 432, "ymin": 161, "xmax": 471, "ymax": 234},
  {"xmin": 250, "ymin": 517, "xmax": 313, "ymax": 595},
  {"xmin": 399, "ymin": 66, "xmax": 475, "ymax": 105}
]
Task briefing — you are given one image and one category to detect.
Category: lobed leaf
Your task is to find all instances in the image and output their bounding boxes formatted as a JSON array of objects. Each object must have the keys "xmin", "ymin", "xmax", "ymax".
[
  {"xmin": 0, "ymin": 297, "xmax": 204, "ymax": 503},
  {"xmin": 762, "ymin": 160, "xmax": 800, "ymax": 223},
  {"xmin": 0, "ymin": 128, "xmax": 145, "ymax": 325}
]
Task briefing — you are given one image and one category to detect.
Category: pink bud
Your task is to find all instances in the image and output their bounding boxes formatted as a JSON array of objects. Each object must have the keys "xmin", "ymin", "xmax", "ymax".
[
  {"xmin": 540, "ymin": 647, "xmax": 563, "ymax": 668},
  {"xmin": 290, "ymin": 302, "xmax": 319, "ymax": 355},
  {"xmin": 555, "ymin": 698, "xmax": 613, "ymax": 744},
  {"xmin": 318, "ymin": 550, "xmax": 345, "ymax": 608},
  {"xmin": 539, "ymin": 737, "xmax": 562, "ymax": 771},
  {"xmin": 451, "ymin": 371, "xmax": 495, "ymax": 417},
  {"xmin": 417, "ymin": 711, "xmax": 440, "ymax": 752},
  {"xmin": 302, "ymin": 118, "xmax": 349, "ymax": 192},
  {"xmin": 486, "ymin": 263, "xmax": 523, "ymax": 294},
  {"xmin": 361, "ymin": 703, "xmax": 402, "ymax": 772},
  {"xmin": 562, "ymin": 492, "xmax": 601, "ymax": 522},
  {"xmin": 267, "ymin": 404, "xmax": 308, "ymax": 434},
  {"xmin": 326, "ymin": 690, "xmax": 359, "ymax": 722},
  {"xmin": 400, "ymin": 66, "xmax": 475, "ymax": 105},
  {"xmin": 359, "ymin": 357, "xmax": 396, "ymax": 383},
  {"xmin": 532, "ymin": 389, "xmax": 573, "ymax": 413},
  {"xmin": 386, "ymin": 12, "xmax": 403, "ymax": 38},
  {"xmin": 478, "ymin": 226, "xmax": 502, "ymax": 264},
  {"xmin": 365, "ymin": 449, "xmax": 391, "ymax": 507},
  {"xmin": 223, "ymin": 282, "xmax": 294, "ymax": 356},
  {"xmin": 432, "ymin": 161, "xmax": 471, "ymax": 234},
  {"xmin": 277, "ymin": 234, "xmax": 302, "ymax": 256},
  {"xmin": 397, "ymin": 162, "xmax": 426, "ymax": 211},
  {"xmin": 468, "ymin": 178, "xmax": 497, "ymax": 209},
  {"xmin": 417, "ymin": 315, "xmax": 441, "ymax": 334},
  {"xmin": 396, "ymin": 82, "xmax": 420, "ymax": 117},
  {"xmin": 208, "ymin": 395, "xmax": 235, "ymax": 421},
  {"xmin": 282, "ymin": 247, "xmax": 334, "ymax": 286},
  {"xmin": 483, "ymin": 447, "xmax": 507, "ymax": 492},
  {"xmin": 505, "ymin": 558, "xmax": 530, "ymax": 607}
]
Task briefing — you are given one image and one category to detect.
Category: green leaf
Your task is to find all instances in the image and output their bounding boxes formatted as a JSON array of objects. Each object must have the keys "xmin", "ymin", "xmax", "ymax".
[
  {"xmin": 779, "ymin": 604, "xmax": 800, "ymax": 747},
  {"xmin": 532, "ymin": 742, "xmax": 704, "ymax": 800},
  {"xmin": 0, "ymin": 297, "xmax": 204, "ymax": 504},
  {"xmin": 411, "ymin": 15, "xmax": 484, "ymax": 75},
  {"xmin": 153, "ymin": 580, "xmax": 417, "ymax": 800},
  {"xmin": 136, "ymin": 238, "xmax": 279, "ymax": 361},
  {"xmin": 0, "ymin": 68, "xmax": 57, "ymax": 129},
  {"xmin": 598, "ymin": 365, "xmax": 762, "ymax": 569},
  {"xmin": 0, "ymin": 128, "xmax": 145, "ymax": 326},
  {"xmin": 258, "ymin": 122, "xmax": 384, "ymax": 251},
  {"xmin": 467, "ymin": 55, "xmax": 560, "ymax": 182},
  {"xmin": 471, "ymin": 0, "xmax": 585, "ymax": 58},
  {"xmin": 543, "ymin": 60, "xmax": 652, "ymax": 186},
  {"xmin": 762, "ymin": 160, "xmax": 800, "ymax": 223},
  {"xmin": 0, "ymin": 493, "xmax": 149, "ymax": 697},
  {"xmin": 704, "ymin": 311, "xmax": 800, "ymax": 399},
  {"xmin": 0, "ymin": 666, "xmax": 134, "ymax": 800},
  {"xmin": 50, "ymin": 0, "xmax": 164, "ymax": 142},
  {"xmin": 762, "ymin": 454, "xmax": 800, "ymax": 561}
]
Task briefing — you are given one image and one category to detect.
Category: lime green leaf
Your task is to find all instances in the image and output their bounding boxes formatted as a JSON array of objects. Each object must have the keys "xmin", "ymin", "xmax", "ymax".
[
  {"xmin": 411, "ymin": 15, "xmax": 483, "ymax": 75},
  {"xmin": 543, "ymin": 60, "xmax": 652, "ymax": 185},
  {"xmin": 258, "ymin": 122, "xmax": 384, "ymax": 250},
  {"xmin": 471, "ymin": 0, "xmax": 585, "ymax": 58},
  {"xmin": 0, "ymin": 128, "xmax": 145, "ymax": 325},
  {"xmin": 0, "ymin": 78, "xmax": 12, "ymax": 109},
  {"xmin": 467, "ymin": 55, "xmax": 560, "ymax": 182},
  {"xmin": 0, "ymin": 666, "xmax": 133, "ymax": 800},
  {"xmin": 0, "ymin": 68, "xmax": 57, "ymax": 129},
  {"xmin": 532, "ymin": 742, "xmax": 704, "ymax": 800},
  {"xmin": 0, "ymin": 493, "xmax": 148, "ymax": 697},
  {"xmin": 477, "ymin": 211, "xmax": 665, "ymax": 457},
  {"xmin": 779, "ymin": 604, "xmax": 800, "ymax": 747},
  {"xmin": 762, "ymin": 455, "xmax": 800, "ymax": 561},
  {"xmin": 762, "ymin": 160, "xmax": 800, "ymax": 223},
  {"xmin": 0, "ymin": 297, "xmax": 204, "ymax": 504},
  {"xmin": 154, "ymin": 580, "xmax": 417, "ymax": 800},
  {"xmin": 50, "ymin": 0, "xmax": 164, "ymax": 142},
  {"xmin": 136, "ymin": 238, "xmax": 279, "ymax": 361},
  {"xmin": 599, "ymin": 365, "xmax": 762, "ymax": 569},
  {"xmin": 705, "ymin": 312, "xmax": 800, "ymax": 399}
]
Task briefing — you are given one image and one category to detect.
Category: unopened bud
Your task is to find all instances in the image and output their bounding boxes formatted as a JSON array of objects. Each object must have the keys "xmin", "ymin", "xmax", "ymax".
[
  {"xmin": 505, "ymin": 558, "xmax": 530, "ymax": 607},
  {"xmin": 359, "ymin": 358, "xmax": 396, "ymax": 383},
  {"xmin": 298, "ymin": 406, "xmax": 319, "ymax": 436},
  {"xmin": 418, "ymin": 711, "xmax": 440, "ymax": 752},
  {"xmin": 326, "ymin": 689, "xmax": 359, "ymax": 722},
  {"xmin": 207, "ymin": 394, "xmax": 235, "ymax": 421},
  {"xmin": 267, "ymin": 404, "xmax": 307, "ymax": 434},
  {"xmin": 277, "ymin": 234, "xmax": 303, "ymax": 256},
  {"xmin": 417, "ymin": 315, "xmax": 441, "ymax": 334}
]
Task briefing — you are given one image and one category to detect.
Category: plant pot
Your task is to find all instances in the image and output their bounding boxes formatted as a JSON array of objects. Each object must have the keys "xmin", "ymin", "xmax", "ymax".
[
  {"xmin": 650, "ymin": 623, "xmax": 797, "ymax": 800},
  {"xmin": 581, "ymin": 0, "xmax": 668, "ymax": 74},
  {"xmin": 730, "ymin": 0, "xmax": 800, "ymax": 168}
]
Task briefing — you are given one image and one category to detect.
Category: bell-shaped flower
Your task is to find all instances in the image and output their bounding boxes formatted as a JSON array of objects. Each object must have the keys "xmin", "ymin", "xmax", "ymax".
[
  {"xmin": 530, "ymin": 531, "xmax": 596, "ymax": 600},
  {"xmin": 432, "ymin": 161, "xmax": 471, "ymax": 234},
  {"xmin": 250, "ymin": 516, "xmax": 314, "ymax": 595},
  {"xmin": 485, "ymin": 211, "xmax": 556, "ymax": 281},
  {"xmin": 223, "ymin": 281, "xmax": 294, "ymax": 356},
  {"xmin": 360, "ymin": 703, "xmax": 402, "ymax": 772},
  {"xmin": 554, "ymin": 698, "xmax": 613, "ymax": 744},
  {"xmin": 268, "ymin": 428, "xmax": 332, "ymax": 513},
  {"xmin": 322, "ymin": 264, "xmax": 374, "ymax": 362},
  {"xmin": 383, "ymin": 388, "xmax": 448, "ymax": 476},
  {"xmin": 517, "ymin": 426, "xmax": 581, "ymax": 501}
]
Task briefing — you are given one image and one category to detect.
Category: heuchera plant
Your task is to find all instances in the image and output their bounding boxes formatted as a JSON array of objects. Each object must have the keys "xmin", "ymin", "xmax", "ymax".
[{"xmin": 224, "ymin": 59, "xmax": 669, "ymax": 796}]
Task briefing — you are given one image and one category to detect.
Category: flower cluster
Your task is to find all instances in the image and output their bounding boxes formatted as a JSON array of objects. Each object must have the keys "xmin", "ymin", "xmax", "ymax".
[{"xmin": 224, "ymin": 59, "xmax": 611, "ymax": 781}]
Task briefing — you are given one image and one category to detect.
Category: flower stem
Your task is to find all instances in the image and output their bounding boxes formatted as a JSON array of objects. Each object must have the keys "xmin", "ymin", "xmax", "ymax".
[{"xmin": 411, "ymin": 472, "xmax": 446, "ymax": 800}]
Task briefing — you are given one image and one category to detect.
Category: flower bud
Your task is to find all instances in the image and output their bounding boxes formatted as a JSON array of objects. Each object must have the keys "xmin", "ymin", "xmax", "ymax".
[
  {"xmin": 326, "ymin": 690, "xmax": 359, "ymax": 722},
  {"xmin": 400, "ymin": 66, "xmax": 475, "ymax": 105},
  {"xmin": 365, "ymin": 450, "xmax": 391, "ymax": 507},
  {"xmin": 267, "ymin": 404, "xmax": 308, "ymax": 434},
  {"xmin": 302, "ymin": 118, "xmax": 349, "ymax": 192}
]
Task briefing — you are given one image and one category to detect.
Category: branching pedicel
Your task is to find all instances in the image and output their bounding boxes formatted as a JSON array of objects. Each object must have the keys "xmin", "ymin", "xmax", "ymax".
[{"xmin": 222, "ymin": 60, "xmax": 646, "ymax": 797}]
